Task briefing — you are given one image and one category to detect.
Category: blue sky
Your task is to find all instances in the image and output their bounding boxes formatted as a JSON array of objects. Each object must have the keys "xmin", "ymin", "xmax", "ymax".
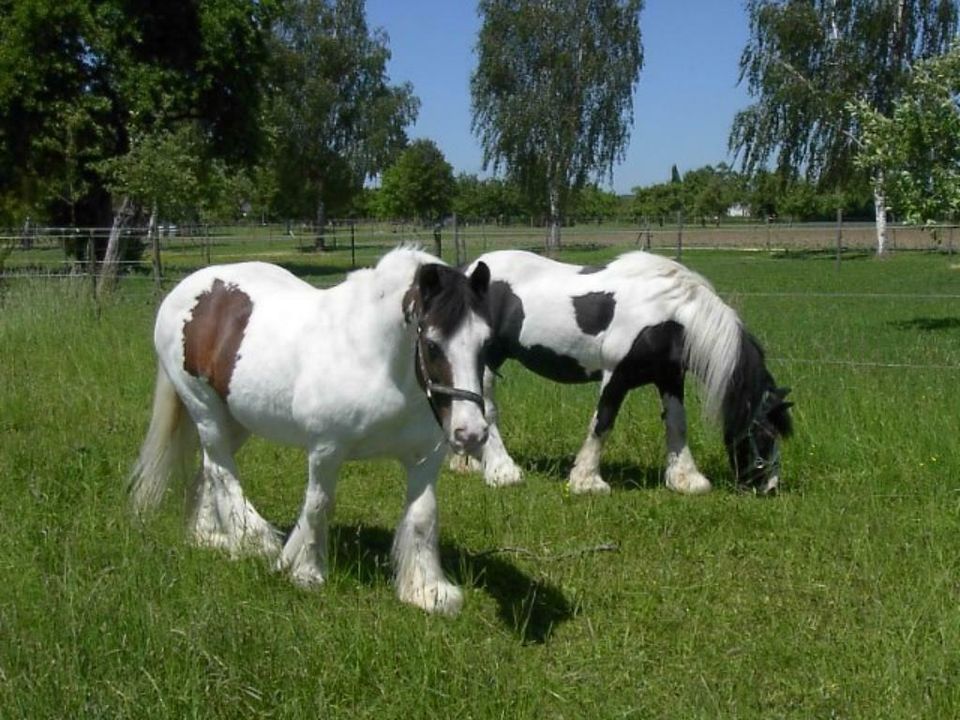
[{"xmin": 364, "ymin": 1, "xmax": 753, "ymax": 194}]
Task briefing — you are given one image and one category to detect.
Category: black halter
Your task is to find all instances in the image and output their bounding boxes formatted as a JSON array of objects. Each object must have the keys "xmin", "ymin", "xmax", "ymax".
[
  {"xmin": 730, "ymin": 390, "xmax": 781, "ymax": 480},
  {"xmin": 414, "ymin": 323, "xmax": 485, "ymax": 428}
]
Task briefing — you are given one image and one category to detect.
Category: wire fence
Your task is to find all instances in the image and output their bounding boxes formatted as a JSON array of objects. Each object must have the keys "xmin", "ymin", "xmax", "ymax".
[
  {"xmin": 2, "ymin": 219, "xmax": 957, "ymax": 373},
  {"xmin": 1, "ymin": 218, "xmax": 958, "ymax": 282}
]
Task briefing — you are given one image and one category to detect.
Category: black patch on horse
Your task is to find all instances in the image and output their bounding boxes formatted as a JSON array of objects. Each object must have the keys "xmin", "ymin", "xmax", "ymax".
[
  {"xmin": 572, "ymin": 292, "xmax": 616, "ymax": 335},
  {"xmin": 594, "ymin": 321, "xmax": 685, "ymax": 435},
  {"xmin": 485, "ymin": 280, "xmax": 598, "ymax": 383},
  {"xmin": 578, "ymin": 264, "xmax": 606, "ymax": 275}
]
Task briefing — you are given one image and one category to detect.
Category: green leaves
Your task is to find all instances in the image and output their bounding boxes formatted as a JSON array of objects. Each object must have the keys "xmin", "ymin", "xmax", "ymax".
[
  {"xmin": 377, "ymin": 140, "xmax": 455, "ymax": 222},
  {"xmin": 471, "ymin": 0, "xmax": 644, "ymax": 239},
  {"xmin": 731, "ymin": 0, "xmax": 959, "ymax": 189},
  {"xmin": 852, "ymin": 43, "xmax": 960, "ymax": 224}
]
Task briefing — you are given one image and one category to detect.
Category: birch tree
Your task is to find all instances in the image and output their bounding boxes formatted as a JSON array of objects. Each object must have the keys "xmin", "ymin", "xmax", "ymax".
[
  {"xmin": 730, "ymin": 0, "xmax": 959, "ymax": 254},
  {"xmin": 471, "ymin": 0, "xmax": 644, "ymax": 250},
  {"xmin": 853, "ymin": 42, "xmax": 960, "ymax": 225}
]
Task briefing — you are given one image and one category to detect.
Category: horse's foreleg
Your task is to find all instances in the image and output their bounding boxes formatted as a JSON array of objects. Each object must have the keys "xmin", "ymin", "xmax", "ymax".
[
  {"xmin": 477, "ymin": 366, "xmax": 523, "ymax": 487},
  {"xmin": 659, "ymin": 381, "xmax": 711, "ymax": 495},
  {"xmin": 568, "ymin": 374, "xmax": 625, "ymax": 495},
  {"xmin": 395, "ymin": 450, "xmax": 463, "ymax": 615},
  {"xmin": 277, "ymin": 446, "xmax": 340, "ymax": 588}
]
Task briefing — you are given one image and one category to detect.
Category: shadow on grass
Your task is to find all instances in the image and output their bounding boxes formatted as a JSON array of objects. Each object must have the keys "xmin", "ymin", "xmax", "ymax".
[
  {"xmin": 511, "ymin": 452, "xmax": 663, "ymax": 491},
  {"xmin": 890, "ymin": 316, "xmax": 960, "ymax": 332},
  {"xmin": 328, "ymin": 524, "xmax": 574, "ymax": 644}
]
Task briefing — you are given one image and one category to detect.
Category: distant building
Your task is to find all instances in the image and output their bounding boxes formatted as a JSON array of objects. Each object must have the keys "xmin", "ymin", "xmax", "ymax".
[{"xmin": 726, "ymin": 203, "xmax": 751, "ymax": 218}]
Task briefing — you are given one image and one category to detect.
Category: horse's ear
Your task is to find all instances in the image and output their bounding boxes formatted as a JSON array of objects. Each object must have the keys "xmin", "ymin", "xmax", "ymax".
[
  {"xmin": 470, "ymin": 262, "xmax": 490, "ymax": 297},
  {"xmin": 417, "ymin": 263, "xmax": 443, "ymax": 308}
]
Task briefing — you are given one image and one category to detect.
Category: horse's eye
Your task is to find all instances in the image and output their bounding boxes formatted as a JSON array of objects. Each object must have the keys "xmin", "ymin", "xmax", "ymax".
[
  {"xmin": 754, "ymin": 457, "xmax": 766, "ymax": 469},
  {"xmin": 424, "ymin": 339, "xmax": 442, "ymax": 360}
]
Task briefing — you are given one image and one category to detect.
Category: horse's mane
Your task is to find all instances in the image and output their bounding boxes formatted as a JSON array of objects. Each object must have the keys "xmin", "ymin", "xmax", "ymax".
[
  {"xmin": 608, "ymin": 252, "xmax": 742, "ymax": 423},
  {"xmin": 343, "ymin": 244, "xmax": 440, "ymax": 295}
]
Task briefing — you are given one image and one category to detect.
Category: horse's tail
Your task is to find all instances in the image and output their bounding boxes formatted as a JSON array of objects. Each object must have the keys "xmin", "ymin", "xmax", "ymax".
[
  {"xmin": 674, "ymin": 283, "xmax": 742, "ymax": 422},
  {"xmin": 127, "ymin": 363, "xmax": 197, "ymax": 514}
]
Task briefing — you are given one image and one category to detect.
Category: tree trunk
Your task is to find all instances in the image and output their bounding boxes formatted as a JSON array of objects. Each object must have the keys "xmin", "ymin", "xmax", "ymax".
[
  {"xmin": 97, "ymin": 195, "xmax": 134, "ymax": 299},
  {"xmin": 148, "ymin": 202, "xmax": 161, "ymax": 294},
  {"xmin": 314, "ymin": 188, "xmax": 327, "ymax": 251},
  {"xmin": 873, "ymin": 174, "xmax": 888, "ymax": 256},
  {"xmin": 546, "ymin": 184, "xmax": 562, "ymax": 252}
]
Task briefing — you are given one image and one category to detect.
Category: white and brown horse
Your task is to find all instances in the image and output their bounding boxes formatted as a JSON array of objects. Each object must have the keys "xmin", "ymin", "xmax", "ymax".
[
  {"xmin": 456, "ymin": 249, "xmax": 792, "ymax": 495},
  {"xmin": 129, "ymin": 247, "xmax": 491, "ymax": 615}
]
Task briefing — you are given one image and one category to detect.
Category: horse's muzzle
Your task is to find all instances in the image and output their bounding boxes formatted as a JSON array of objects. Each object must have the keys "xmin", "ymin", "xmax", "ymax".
[{"xmin": 452, "ymin": 424, "xmax": 488, "ymax": 457}]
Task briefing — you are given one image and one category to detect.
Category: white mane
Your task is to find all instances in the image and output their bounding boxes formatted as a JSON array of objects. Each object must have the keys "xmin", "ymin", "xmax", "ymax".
[{"xmin": 610, "ymin": 251, "xmax": 742, "ymax": 421}]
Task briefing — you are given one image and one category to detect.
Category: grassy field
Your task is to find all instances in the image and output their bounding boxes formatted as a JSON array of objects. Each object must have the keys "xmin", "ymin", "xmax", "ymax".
[{"xmin": 1, "ymin": 244, "xmax": 959, "ymax": 718}]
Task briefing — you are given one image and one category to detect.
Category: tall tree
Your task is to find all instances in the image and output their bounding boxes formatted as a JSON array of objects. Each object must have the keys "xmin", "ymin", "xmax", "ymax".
[
  {"xmin": 377, "ymin": 139, "xmax": 456, "ymax": 223},
  {"xmin": 268, "ymin": 0, "xmax": 418, "ymax": 248},
  {"xmin": 853, "ymin": 42, "xmax": 960, "ymax": 224},
  {"xmin": 471, "ymin": 0, "xmax": 644, "ymax": 250},
  {"xmin": 730, "ymin": 0, "xmax": 959, "ymax": 254},
  {"xmin": 0, "ymin": 0, "xmax": 275, "ymax": 228}
]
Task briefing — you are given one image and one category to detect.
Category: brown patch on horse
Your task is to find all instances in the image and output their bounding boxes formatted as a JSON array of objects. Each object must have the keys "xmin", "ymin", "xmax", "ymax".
[{"xmin": 183, "ymin": 279, "xmax": 253, "ymax": 400}]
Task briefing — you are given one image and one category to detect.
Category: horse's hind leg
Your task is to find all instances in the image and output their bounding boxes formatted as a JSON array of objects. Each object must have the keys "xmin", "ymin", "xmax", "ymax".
[
  {"xmin": 394, "ymin": 450, "xmax": 463, "ymax": 615},
  {"xmin": 186, "ymin": 408, "xmax": 281, "ymax": 556},
  {"xmin": 657, "ymin": 379, "xmax": 711, "ymax": 495},
  {"xmin": 276, "ymin": 446, "xmax": 340, "ymax": 587},
  {"xmin": 568, "ymin": 372, "xmax": 624, "ymax": 495},
  {"xmin": 477, "ymin": 367, "xmax": 523, "ymax": 487}
]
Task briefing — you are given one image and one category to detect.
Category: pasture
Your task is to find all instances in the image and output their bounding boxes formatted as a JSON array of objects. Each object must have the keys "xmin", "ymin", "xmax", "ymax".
[{"xmin": 1, "ymin": 243, "xmax": 959, "ymax": 717}]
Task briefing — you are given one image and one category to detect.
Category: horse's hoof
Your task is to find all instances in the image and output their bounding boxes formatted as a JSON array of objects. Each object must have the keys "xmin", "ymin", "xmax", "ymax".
[
  {"xmin": 484, "ymin": 461, "xmax": 524, "ymax": 487},
  {"xmin": 400, "ymin": 581, "xmax": 464, "ymax": 616},
  {"xmin": 665, "ymin": 471, "xmax": 712, "ymax": 495},
  {"xmin": 567, "ymin": 472, "xmax": 611, "ymax": 495},
  {"xmin": 287, "ymin": 565, "xmax": 327, "ymax": 589},
  {"xmin": 448, "ymin": 453, "xmax": 482, "ymax": 474}
]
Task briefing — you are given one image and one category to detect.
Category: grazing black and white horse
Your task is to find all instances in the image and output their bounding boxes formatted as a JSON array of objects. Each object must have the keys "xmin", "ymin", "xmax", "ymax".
[
  {"xmin": 455, "ymin": 249, "xmax": 792, "ymax": 495},
  {"xmin": 129, "ymin": 247, "xmax": 492, "ymax": 615}
]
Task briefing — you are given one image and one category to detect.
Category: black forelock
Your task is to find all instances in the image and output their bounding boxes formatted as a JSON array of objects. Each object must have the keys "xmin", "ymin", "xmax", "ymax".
[{"xmin": 421, "ymin": 264, "xmax": 490, "ymax": 337}]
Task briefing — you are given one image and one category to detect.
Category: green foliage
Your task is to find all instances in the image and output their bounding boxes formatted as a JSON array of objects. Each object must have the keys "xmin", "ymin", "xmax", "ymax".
[
  {"xmin": 0, "ymin": 0, "xmax": 276, "ymax": 226},
  {"xmin": 570, "ymin": 185, "xmax": 620, "ymax": 223},
  {"xmin": 731, "ymin": 0, "xmax": 959, "ymax": 188},
  {"xmin": 472, "ymin": 0, "xmax": 644, "ymax": 244},
  {"xmin": 853, "ymin": 43, "xmax": 960, "ymax": 223},
  {"xmin": 376, "ymin": 140, "xmax": 455, "ymax": 222},
  {"xmin": 452, "ymin": 175, "xmax": 528, "ymax": 224},
  {"xmin": 267, "ymin": 0, "xmax": 419, "ymax": 223}
]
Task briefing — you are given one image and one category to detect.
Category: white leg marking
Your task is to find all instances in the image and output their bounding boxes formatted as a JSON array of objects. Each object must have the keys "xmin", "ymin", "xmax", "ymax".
[
  {"xmin": 394, "ymin": 451, "xmax": 463, "ymax": 615},
  {"xmin": 188, "ymin": 451, "xmax": 282, "ymax": 557},
  {"xmin": 448, "ymin": 451, "xmax": 483, "ymax": 474},
  {"xmin": 661, "ymin": 390, "xmax": 711, "ymax": 495},
  {"xmin": 568, "ymin": 413, "xmax": 611, "ymax": 495},
  {"xmin": 478, "ymin": 368, "xmax": 523, "ymax": 487},
  {"xmin": 664, "ymin": 446, "xmax": 712, "ymax": 495},
  {"xmin": 481, "ymin": 423, "xmax": 524, "ymax": 487},
  {"xmin": 276, "ymin": 449, "xmax": 338, "ymax": 587}
]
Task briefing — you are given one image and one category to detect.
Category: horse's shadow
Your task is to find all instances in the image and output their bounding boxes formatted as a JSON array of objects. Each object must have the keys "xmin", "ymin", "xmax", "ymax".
[
  {"xmin": 328, "ymin": 524, "xmax": 574, "ymax": 644},
  {"xmin": 890, "ymin": 316, "xmax": 960, "ymax": 332},
  {"xmin": 512, "ymin": 452, "xmax": 664, "ymax": 491},
  {"xmin": 511, "ymin": 452, "xmax": 738, "ymax": 493}
]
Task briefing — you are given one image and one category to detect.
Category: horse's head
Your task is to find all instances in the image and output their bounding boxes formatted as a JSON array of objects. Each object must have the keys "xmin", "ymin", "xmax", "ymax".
[
  {"xmin": 404, "ymin": 261, "xmax": 492, "ymax": 456},
  {"xmin": 726, "ymin": 385, "xmax": 793, "ymax": 494}
]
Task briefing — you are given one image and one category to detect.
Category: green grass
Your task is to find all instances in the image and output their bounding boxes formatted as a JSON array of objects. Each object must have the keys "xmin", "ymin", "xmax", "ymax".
[{"xmin": 1, "ymin": 248, "xmax": 959, "ymax": 718}]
